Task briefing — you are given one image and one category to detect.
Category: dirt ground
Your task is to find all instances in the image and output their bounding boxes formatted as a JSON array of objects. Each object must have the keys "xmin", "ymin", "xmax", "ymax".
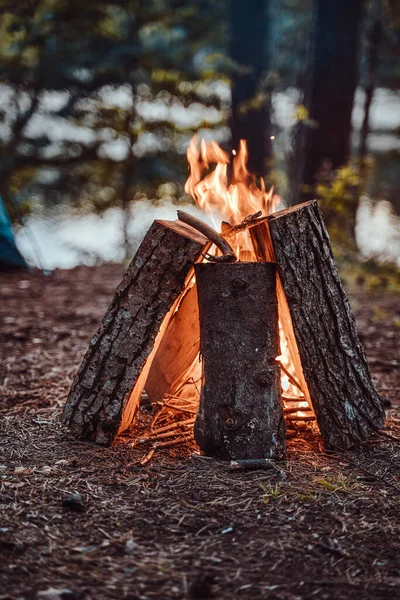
[{"xmin": 0, "ymin": 265, "xmax": 399, "ymax": 600}]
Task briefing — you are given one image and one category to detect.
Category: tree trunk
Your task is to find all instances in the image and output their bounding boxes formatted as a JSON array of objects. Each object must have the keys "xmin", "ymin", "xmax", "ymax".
[
  {"xmin": 292, "ymin": 0, "xmax": 364, "ymax": 205},
  {"xmin": 230, "ymin": 0, "xmax": 271, "ymax": 174},
  {"xmin": 266, "ymin": 200, "xmax": 385, "ymax": 450},
  {"xmin": 360, "ymin": 0, "xmax": 383, "ymax": 159},
  {"xmin": 62, "ymin": 220, "xmax": 208, "ymax": 445},
  {"xmin": 194, "ymin": 261, "xmax": 285, "ymax": 460}
]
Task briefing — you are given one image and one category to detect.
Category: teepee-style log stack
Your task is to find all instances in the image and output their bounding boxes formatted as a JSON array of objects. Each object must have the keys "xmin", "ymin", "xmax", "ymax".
[{"xmin": 62, "ymin": 200, "xmax": 385, "ymax": 456}]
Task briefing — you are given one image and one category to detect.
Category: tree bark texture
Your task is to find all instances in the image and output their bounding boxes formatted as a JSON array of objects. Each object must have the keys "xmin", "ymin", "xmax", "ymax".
[
  {"xmin": 62, "ymin": 220, "xmax": 208, "ymax": 445},
  {"xmin": 266, "ymin": 200, "xmax": 385, "ymax": 449},
  {"xmin": 194, "ymin": 262, "xmax": 285, "ymax": 460}
]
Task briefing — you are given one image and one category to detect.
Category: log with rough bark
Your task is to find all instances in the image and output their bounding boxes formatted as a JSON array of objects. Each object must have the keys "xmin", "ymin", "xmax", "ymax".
[
  {"xmin": 62, "ymin": 220, "xmax": 208, "ymax": 445},
  {"xmin": 264, "ymin": 200, "xmax": 385, "ymax": 449},
  {"xmin": 194, "ymin": 262, "xmax": 285, "ymax": 460}
]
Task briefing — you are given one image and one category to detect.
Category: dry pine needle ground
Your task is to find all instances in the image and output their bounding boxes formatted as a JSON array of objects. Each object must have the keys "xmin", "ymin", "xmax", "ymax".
[{"xmin": 0, "ymin": 265, "xmax": 399, "ymax": 600}]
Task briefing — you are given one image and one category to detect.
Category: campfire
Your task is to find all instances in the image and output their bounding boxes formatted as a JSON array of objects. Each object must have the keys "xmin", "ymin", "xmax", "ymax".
[{"xmin": 62, "ymin": 136, "xmax": 385, "ymax": 461}]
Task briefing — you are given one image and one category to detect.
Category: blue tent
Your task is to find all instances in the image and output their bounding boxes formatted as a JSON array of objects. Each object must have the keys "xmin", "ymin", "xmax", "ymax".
[{"xmin": 0, "ymin": 194, "xmax": 27, "ymax": 270}]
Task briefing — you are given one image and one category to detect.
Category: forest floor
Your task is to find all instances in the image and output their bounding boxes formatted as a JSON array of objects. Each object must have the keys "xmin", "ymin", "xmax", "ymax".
[{"xmin": 0, "ymin": 264, "xmax": 399, "ymax": 600}]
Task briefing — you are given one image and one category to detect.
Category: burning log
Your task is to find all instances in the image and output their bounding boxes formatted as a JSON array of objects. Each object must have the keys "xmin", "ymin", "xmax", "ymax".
[
  {"xmin": 145, "ymin": 283, "xmax": 200, "ymax": 405},
  {"xmin": 194, "ymin": 262, "xmax": 286, "ymax": 460},
  {"xmin": 264, "ymin": 200, "xmax": 385, "ymax": 450},
  {"xmin": 62, "ymin": 219, "xmax": 208, "ymax": 445}
]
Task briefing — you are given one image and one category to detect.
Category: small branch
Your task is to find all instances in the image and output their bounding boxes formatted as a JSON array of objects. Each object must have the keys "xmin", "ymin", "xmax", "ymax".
[
  {"xmin": 139, "ymin": 448, "xmax": 155, "ymax": 465},
  {"xmin": 278, "ymin": 361, "xmax": 304, "ymax": 393},
  {"xmin": 177, "ymin": 210, "xmax": 237, "ymax": 263},
  {"xmin": 284, "ymin": 406, "xmax": 312, "ymax": 415},
  {"xmin": 150, "ymin": 417, "xmax": 195, "ymax": 436},
  {"xmin": 368, "ymin": 358, "xmax": 400, "ymax": 369},
  {"xmin": 153, "ymin": 436, "xmax": 187, "ymax": 448},
  {"xmin": 223, "ymin": 213, "xmax": 271, "ymax": 236},
  {"xmin": 282, "ymin": 395, "xmax": 305, "ymax": 403},
  {"xmin": 229, "ymin": 458, "xmax": 277, "ymax": 471}
]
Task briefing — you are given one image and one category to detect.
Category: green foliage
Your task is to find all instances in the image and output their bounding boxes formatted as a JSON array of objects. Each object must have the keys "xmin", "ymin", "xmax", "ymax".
[
  {"xmin": 0, "ymin": 0, "xmax": 229, "ymax": 223},
  {"xmin": 314, "ymin": 159, "xmax": 374, "ymax": 246},
  {"xmin": 313, "ymin": 474, "xmax": 361, "ymax": 494},
  {"xmin": 337, "ymin": 252, "xmax": 400, "ymax": 292}
]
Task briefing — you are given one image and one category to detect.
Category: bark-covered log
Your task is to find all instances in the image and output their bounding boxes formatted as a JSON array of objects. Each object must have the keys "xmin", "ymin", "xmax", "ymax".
[
  {"xmin": 194, "ymin": 262, "xmax": 285, "ymax": 460},
  {"xmin": 266, "ymin": 200, "xmax": 385, "ymax": 449},
  {"xmin": 62, "ymin": 220, "xmax": 208, "ymax": 445}
]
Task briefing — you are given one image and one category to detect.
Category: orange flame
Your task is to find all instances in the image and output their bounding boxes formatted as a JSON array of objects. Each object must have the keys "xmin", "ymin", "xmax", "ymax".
[{"xmin": 185, "ymin": 135, "xmax": 280, "ymax": 225}]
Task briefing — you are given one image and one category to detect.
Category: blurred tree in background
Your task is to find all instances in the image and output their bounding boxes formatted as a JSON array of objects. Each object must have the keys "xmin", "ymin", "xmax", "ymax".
[
  {"xmin": 230, "ymin": 0, "xmax": 271, "ymax": 174},
  {"xmin": 0, "ymin": 0, "xmax": 399, "ymax": 262},
  {"xmin": 0, "ymin": 0, "xmax": 229, "ymax": 251},
  {"xmin": 289, "ymin": 0, "xmax": 365, "ymax": 244}
]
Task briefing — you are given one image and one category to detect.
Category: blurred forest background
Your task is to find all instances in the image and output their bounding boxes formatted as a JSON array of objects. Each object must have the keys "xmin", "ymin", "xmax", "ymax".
[{"xmin": 0, "ymin": 0, "xmax": 399, "ymax": 277}]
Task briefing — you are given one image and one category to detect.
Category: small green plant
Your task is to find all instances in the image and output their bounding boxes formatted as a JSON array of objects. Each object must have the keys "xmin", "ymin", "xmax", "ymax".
[
  {"xmin": 313, "ymin": 473, "xmax": 361, "ymax": 494},
  {"xmin": 315, "ymin": 159, "xmax": 373, "ymax": 247},
  {"xmin": 259, "ymin": 482, "xmax": 285, "ymax": 504},
  {"xmin": 259, "ymin": 482, "xmax": 321, "ymax": 504},
  {"xmin": 292, "ymin": 489, "xmax": 321, "ymax": 502}
]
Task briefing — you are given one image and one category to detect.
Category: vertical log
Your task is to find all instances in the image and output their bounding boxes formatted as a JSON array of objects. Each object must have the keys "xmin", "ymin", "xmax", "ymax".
[
  {"xmin": 266, "ymin": 200, "xmax": 385, "ymax": 449},
  {"xmin": 62, "ymin": 220, "xmax": 208, "ymax": 445},
  {"xmin": 194, "ymin": 262, "xmax": 285, "ymax": 460}
]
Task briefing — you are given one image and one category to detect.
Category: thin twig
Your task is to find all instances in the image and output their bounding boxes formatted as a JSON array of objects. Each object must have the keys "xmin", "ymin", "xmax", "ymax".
[
  {"xmin": 177, "ymin": 210, "xmax": 237, "ymax": 262},
  {"xmin": 284, "ymin": 406, "xmax": 312, "ymax": 415},
  {"xmin": 278, "ymin": 362, "xmax": 303, "ymax": 393},
  {"xmin": 150, "ymin": 418, "xmax": 195, "ymax": 435},
  {"xmin": 139, "ymin": 448, "xmax": 155, "ymax": 465},
  {"xmin": 153, "ymin": 437, "xmax": 187, "ymax": 448}
]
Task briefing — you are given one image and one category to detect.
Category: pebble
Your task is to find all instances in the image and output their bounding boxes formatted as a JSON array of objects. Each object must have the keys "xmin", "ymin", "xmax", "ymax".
[
  {"xmin": 62, "ymin": 493, "xmax": 85, "ymax": 513},
  {"xmin": 37, "ymin": 588, "xmax": 76, "ymax": 600}
]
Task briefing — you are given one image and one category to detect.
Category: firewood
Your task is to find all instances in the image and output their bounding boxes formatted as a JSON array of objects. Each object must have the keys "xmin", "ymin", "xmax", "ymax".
[
  {"xmin": 229, "ymin": 458, "xmax": 278, "ymax": 471},
  {"xmin": 62, "ymin": 219, "xmax": 208, "ymax": 445},
  {"xmin": 145, "ymin": 283, "xmax": 201, "ymax": 405},
  {"xmin": 249, "ymin": 222, "xmax": 312, "ymax": 411},
  {"xmin": 194, "ymin": 262, "xmax": 286, "ymax": 460},
  {"xmin": 265, "ymin": 200, "xmax": 385, "ymax": 449}
]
